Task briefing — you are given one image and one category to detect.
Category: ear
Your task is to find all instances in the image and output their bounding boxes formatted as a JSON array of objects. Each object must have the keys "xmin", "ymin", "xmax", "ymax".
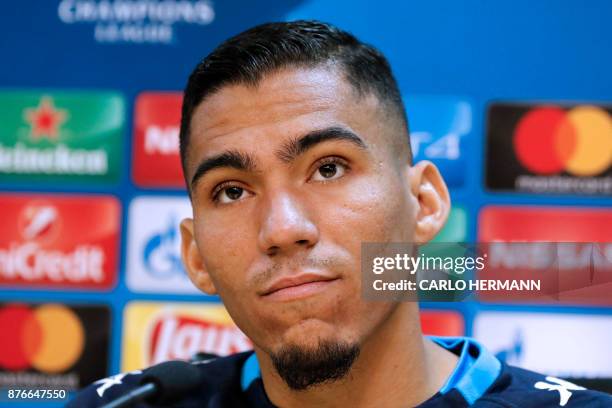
[
  {"xmin": 408, "ymin": 161, "xmax": 451, "ymax": 243},
  {"xmin": 180, "ymin": 218, "xmax": 217, "ymax": 295}
]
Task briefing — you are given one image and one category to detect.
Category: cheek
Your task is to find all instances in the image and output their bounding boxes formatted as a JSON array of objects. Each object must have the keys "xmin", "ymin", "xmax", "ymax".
[
  {"xmin": 192, "ymin": 214, "xmax": 266, "ymax": 335},
  {"xmin": 299, "ymin": 173, "xmax": 411, "ymax": 340},
  {"xmin": 194, "ymin": 215, "xmax": 255, "ymax": 293},
  {"xmin": 323, "ymin": 172, "xmax": 414, "ymax": 244}
]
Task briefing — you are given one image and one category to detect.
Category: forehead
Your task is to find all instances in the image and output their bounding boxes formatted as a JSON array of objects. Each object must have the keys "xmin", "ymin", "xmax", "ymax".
[{"xmin": 186, "ymin": 66, "xmax": 383, "ymax": 171}]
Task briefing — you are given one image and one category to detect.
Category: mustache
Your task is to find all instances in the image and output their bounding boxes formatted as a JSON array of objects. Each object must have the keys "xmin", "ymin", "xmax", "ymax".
[{"xmin": 250, "ymin": 256, "xmax": 340, "ymax": 287}]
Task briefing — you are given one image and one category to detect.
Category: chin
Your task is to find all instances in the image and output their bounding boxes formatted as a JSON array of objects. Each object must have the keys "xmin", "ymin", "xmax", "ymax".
[{"xmin": 278, "ymin": 318, "xmax": 351, "ymax": 350}]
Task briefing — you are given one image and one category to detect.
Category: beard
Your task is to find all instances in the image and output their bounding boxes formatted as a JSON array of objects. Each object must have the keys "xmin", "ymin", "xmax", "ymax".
[{"xmin": 270, "ymin": 340, "xmax": 360, "ymax": 391}]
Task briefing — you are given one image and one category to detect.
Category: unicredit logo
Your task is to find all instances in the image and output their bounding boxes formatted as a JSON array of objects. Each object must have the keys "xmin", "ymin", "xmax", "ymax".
[
  {"xmin": 0, "ymin": 304, "xmax": 84, "ymax": 372},
  {"xmin": 0, "ymin": 202, "xmax": 105, "ymax": 283},
  {"xmin": 18, "ymin": 203, "xmax": 60, "ymax": 243},
  {"xmin": 0, "ymin": 195, "xmax": 119, "ymax": 289},
  {"xmin": 513, "ymin": 105, "xmax": 612, "ymax": 176}
]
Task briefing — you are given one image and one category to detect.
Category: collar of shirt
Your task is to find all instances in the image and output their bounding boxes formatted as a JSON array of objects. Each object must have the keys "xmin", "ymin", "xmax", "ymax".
[{"xmin": 240, "ymin": 336, "xmax": 502, "ymax": 407}]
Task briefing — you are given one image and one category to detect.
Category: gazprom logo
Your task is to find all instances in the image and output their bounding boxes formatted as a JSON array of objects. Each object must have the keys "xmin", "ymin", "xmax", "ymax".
[
  {"xmin": 127, "ymin": 196, "xmax": 198, "ymax": 294},
  {"xmin": 142, "ymin": 215, "xmax": 185, "ymax": 279}
]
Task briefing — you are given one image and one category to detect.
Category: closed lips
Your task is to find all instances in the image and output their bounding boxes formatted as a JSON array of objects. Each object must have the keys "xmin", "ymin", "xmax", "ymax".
[{"xmin": 262, "ymin": 274, "xmax": 338, "ymax": 296}]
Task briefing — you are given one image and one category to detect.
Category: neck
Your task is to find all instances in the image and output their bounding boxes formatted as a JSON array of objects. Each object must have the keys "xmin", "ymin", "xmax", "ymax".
[{"xmin": 255, "ymin": 303, "xmax": 459, "ymax": 408}]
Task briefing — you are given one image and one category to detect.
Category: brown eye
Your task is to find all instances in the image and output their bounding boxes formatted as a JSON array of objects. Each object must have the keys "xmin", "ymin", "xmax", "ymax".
[
  {"xmin": 225, "ymin": 187, "xmax": 244, "ymax": 200},
  {"xmin": 312, "ymin": 160, "xmax": 347, "ymax": 182},
  {"xmin": 225, "ymin": 186, "xmax": 243, "ymax": 200},
  {"xmin": 214, "ymin": 185, "xmax": 251, "ymax": 204},
  {"xmin": 319, "ymin": 163, "xmax": 338, "ymax": 178}
]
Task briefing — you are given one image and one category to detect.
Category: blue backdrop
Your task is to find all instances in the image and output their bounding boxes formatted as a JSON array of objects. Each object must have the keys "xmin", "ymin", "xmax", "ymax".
[{"xmin": 0, "ymin": 1, "xmax": 610, "ymax": 405}]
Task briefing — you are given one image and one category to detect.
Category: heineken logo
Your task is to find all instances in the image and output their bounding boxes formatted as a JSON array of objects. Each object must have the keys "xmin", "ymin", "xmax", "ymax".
[
  {"xmin": 0, "ymin": 92, "xmax": 123, "ymax": 183},
  {"xmin": 0, "ymin": 143, "xmax": 108, "ymax": 175},
  {"xmin": 24, "ymin": 97, "xmax": 68, "ymax": 140}
]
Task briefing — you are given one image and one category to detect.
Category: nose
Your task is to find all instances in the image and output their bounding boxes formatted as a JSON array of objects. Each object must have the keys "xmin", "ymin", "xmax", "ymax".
[{"xmin": 257, "ymin": 191, "xmax": 319, "ymax": 256}]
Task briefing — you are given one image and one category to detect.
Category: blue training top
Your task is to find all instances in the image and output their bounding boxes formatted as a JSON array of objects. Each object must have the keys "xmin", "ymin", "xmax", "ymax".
[{"xmin": 68, "ymin": 336, "xmax": 612, "ymax": 407}]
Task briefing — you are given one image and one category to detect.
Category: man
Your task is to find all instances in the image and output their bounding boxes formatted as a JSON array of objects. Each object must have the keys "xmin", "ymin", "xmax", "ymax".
[{"xmin": 70, "ymin": 21, "xmax": 611, "ymax": 407}]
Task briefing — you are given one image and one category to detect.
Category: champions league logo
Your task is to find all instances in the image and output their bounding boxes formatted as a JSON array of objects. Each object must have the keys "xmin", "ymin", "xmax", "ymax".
[{"xmin": 57, "ymin": 0, "xmax": 215, "ymax": 44}]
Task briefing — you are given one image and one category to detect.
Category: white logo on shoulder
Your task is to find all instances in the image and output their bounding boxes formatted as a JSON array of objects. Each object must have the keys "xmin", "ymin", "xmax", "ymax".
[
  {"xmin": 94, "ymin": 370, "xmax": 142, "ymax": 397},
  {"xmin": 534, "ymin": 376, "xmax": 586, "ymax": 406}
]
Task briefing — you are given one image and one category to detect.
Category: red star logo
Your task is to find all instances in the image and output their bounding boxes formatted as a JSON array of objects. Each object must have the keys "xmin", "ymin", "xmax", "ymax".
[{"xmin": 24, "ymin": 97, "xmax": 68, "ymax": 140}]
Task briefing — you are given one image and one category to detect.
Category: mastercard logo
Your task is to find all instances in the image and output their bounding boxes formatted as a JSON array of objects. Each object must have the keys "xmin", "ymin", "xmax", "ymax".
[
  {"xmin": 0, "ymin": 304, "xmax": 84, "ymax": 373},
  {"xmin": 513, "ymin": 105, "xmax": 612, "ymax": 176}
]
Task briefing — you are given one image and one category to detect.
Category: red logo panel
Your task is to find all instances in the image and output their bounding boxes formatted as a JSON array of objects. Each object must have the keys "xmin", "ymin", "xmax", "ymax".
[
  {"xmin": 478, "ymin": 206, "xmax": 612, "ymax": 242},
  {"xmin": 132, "ymin": 92, "xmax": 185, "ymax": 188},
  {"xmin": 0, "ymin": 194, "xmax": 120, "ymax": 290},
  {"xmin": 477, "ymin": 206, "xmax": 612, "ymax": 304},
  {"xmin": 420, "ymin": 310, "xmax": 464, "ymax": 336}
]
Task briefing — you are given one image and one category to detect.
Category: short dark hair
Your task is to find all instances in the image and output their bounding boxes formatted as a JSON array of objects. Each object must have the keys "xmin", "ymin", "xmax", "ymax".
[{"xmin": 179, "ymin": 20, "xmax": 410, "ymax": 187}]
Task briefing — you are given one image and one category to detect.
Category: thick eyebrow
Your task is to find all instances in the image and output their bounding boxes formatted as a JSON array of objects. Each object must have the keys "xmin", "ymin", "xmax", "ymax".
[
  {"xmin": 277, "ymin": 126, "xmax": 367, "ymax": 163},
  {"xmin": 190, "ymin": 126, "xmax": 367, "ymax": 190},
  {"xmin": 190, "ymin": 150, "xmax": 257, "ymax": 190}
]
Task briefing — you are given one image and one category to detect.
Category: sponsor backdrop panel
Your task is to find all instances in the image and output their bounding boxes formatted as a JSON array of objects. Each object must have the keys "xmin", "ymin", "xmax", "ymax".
[
  {"xmin": 0, "ymin": 194, "xmax": 121, "ymax": 291},
  {"xmin": 478, "ymin": 207, "xmax": 612, "ymax": 305},
  {"xmin": 0, "ymin": 0, "xmax": 611, "ymax": 402},
  {"xmin": 0, "ymin": 92, "xmax": 124, "ymax": 185},
  {"xmin": 485, "ymin": 103, "xmax": 611, "ymax": 195},
  {"xmin": 0, "ymin": 302, "xmax": 111, "ymax": 390},
  {"xmin": 474, "ymin": 311, "xmax": 612, "ymax": 379},
  {"xmin": 132, "ymin": 92, "xmax": 184, "ymax": 188},
  {"xmin": 121, "ymin": 302, "xmax": 252, "ymax": 371},
  {"xmin": 126, "ymin": 196, "xmax": 197, "ymax": 294}
]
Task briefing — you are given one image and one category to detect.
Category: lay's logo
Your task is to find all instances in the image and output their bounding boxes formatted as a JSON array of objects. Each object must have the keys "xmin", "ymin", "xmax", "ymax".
[
  {"xmin": 148, "ymin": 314, "xmax": 252, "ymax": 365},
  {"xmin": 122, "ymin": 302, "xmax": 251, "ymax": 371}
]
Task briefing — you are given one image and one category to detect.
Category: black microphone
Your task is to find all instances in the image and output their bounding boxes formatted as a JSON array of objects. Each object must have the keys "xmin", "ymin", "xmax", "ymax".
[{"xmin": 100, "ymin": 360, "xmax": 203, "ymax": 408}]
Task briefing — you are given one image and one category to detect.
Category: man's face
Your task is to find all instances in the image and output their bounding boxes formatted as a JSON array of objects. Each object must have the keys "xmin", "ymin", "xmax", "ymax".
[{"xmin": 181, "ymin": 66, "xmax": 431, "ymax": 359}]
